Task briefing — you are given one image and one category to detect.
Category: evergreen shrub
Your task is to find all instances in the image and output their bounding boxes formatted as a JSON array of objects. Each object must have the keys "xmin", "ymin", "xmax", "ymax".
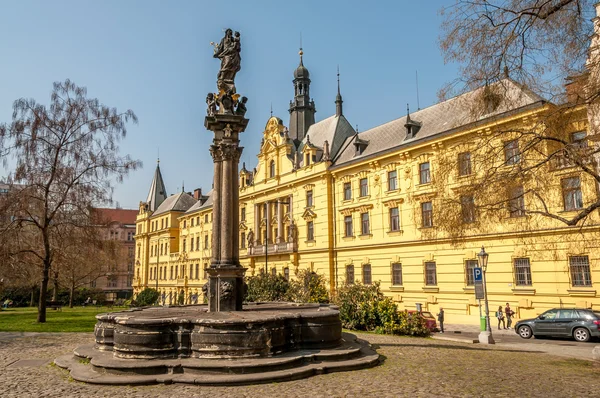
[{"xmin": 135, "ymin": 288, "xmax": 160, "ymax": 307}]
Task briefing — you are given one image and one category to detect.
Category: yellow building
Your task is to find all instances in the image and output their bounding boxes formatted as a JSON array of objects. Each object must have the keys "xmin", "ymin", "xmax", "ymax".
[{"xmin": 134, "ymin": 53, "xmax": 600, "ymax": 324}]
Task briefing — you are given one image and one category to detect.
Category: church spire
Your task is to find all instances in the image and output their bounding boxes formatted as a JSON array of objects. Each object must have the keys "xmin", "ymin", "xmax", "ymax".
[
  {"xmin": 335, "ymin": 65, "xmax": 343, "ymax": 117},
  {"xmin": 146, "ymin": 159, "xmax": 168, "ymax": 212},
  {"xmin": 289, "ymin": 47, "xmax": 316, "ymax": 142}
]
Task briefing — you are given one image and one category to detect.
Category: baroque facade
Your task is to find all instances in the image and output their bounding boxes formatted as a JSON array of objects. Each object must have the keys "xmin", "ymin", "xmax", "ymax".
[{"xmin": 134, "ymin": 51, "xmax": 600, "ymax": 324}]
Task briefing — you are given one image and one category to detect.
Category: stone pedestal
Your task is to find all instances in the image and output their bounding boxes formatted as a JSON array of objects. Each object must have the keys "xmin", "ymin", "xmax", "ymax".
[
  {"xmin": 478, "ymin": 330, "xmax": 496, "ymax": 345},
  {"xmin": 206, "ymin": 267, "xmax": 246, "ymax": 312},
  {"xmin": 205, "ymin": 113, "xmax": 248, "ymax": 312}
]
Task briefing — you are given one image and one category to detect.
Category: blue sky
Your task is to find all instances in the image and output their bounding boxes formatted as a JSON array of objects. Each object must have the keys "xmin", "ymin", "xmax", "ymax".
[{"xmin": 0, "ymin": 0, "xmax": 456, "ymax": 209}]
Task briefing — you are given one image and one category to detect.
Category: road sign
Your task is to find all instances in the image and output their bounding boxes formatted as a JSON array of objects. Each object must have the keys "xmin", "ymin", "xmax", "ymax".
[
  {"xmin": 474, "ymin": 284, "xmax": 484, "ymax": 299},
  {"xmin": 473, "ymin": 267, "xmax": 484, "ymax": 299}
]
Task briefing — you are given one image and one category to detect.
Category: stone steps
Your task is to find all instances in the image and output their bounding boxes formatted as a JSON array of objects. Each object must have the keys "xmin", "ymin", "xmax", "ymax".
[{"xmin": 55, "ymin": 333, "xmax": 380, "ymax": 385}]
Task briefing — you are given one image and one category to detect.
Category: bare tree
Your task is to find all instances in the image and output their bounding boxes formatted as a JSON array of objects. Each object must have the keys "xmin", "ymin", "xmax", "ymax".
[
  {"xmin": 436, "ymin": 1, "xmax": 600, "ymax": 238},
  {"xmin": 0, "ymin": 80, "xmax": 140, "ymax": 322}
]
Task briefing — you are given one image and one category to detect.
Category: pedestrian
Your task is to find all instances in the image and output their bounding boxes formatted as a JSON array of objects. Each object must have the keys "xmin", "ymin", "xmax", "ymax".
[
  {"xmin": 496, "ymin": 305, "xmax": 506, "ymax": 330},
  {"xmin": 505, "ymin": 302, "xmax": 515, "ymax": 330},
  {"xmin": 437, "ymin": 307, "xmax": 444, "ymax": 333}
]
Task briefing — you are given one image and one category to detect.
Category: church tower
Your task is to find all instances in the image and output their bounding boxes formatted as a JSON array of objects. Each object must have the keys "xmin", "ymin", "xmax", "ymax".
[
  {"xmin": 146, "ymin": 159, "xmax": 167, "ymax": 212},
  {"xmin": 288, "ymin": 48, "xmax": 316, "ymax": 142}
]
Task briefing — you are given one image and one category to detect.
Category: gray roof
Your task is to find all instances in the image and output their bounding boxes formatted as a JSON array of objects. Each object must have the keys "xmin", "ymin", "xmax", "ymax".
[
  {"xmin": 332, "ymin": 79, "xmax": 545, "ymax": 166},
  {"xmin": 185, "ymin": 190, "xmax": 214, "ymax": 214},
  {"xmin": 146, "ymin": 163, "xmax": 168, "ymax": 211},
  {"xmin": 152, "ymin": 191, "xmax": 197, "ymax": 216},
  {"xmin": 299, "ymin": 114, "xmax": 356, "ymax": 163}
]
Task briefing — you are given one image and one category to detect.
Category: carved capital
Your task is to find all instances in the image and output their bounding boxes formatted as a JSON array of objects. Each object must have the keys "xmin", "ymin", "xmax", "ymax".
[
  {"xmin": 221, "ymin": 144, "xmax": 242, "ymax": 161},
  {"xmin": 210, "ymin": 145, "xmax": 224, "ymax": 162}
]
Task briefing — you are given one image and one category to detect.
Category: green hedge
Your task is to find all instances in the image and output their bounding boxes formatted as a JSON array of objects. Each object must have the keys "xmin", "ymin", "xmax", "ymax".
[
  {"xmin": 244, "ymin": 270, "xmax": 329, "ymax": 303},
  {"xmin": 134, "ymin": 288, "xmax": 159, "ymax": 306},
  {"xmin": 333, "ymin": 282, "xmax": 430, "ymax": 337}
]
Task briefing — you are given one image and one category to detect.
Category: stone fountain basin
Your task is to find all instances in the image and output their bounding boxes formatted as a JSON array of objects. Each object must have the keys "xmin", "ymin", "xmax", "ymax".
[{"xmin": 94, "ymin": 302, "xmax": 342, "ymax": 359}]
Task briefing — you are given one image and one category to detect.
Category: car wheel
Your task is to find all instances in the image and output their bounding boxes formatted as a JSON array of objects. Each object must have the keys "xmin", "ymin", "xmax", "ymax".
[
  {"xmin": 517, "ymin": 325, "xmax": 533, "ymax": 339},
  {"xmin": 573, "ymin": 327, "xmax": 590, "ymax": 342}
]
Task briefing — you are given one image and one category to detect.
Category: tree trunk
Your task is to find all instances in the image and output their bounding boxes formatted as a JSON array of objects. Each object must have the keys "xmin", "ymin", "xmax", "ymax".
[
  {"xmin": 69, "ymin": 283, "xmax": 74, "ymax": 308},
  {"xmin": 52, "ymin": 270, "xmax": 59, "ymax": 301},
  {"xmin": 37, "ymin": 261, "xmax": 50, "ymax": 323}
]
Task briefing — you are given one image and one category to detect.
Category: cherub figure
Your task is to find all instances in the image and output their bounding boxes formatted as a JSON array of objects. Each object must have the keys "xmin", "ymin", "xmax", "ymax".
[
  {"xmin": 206, "ymin": 93, "xmax": 217, "ymax": 116},
  {"xmin": 235, "ymin": 96, "xmax": 248, "ymax": 117}
]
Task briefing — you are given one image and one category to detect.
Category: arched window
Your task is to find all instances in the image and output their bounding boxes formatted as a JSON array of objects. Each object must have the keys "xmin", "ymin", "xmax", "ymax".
[{"xmin": 269, "ymin": 160, "xmax": 275, "ymax": 178}]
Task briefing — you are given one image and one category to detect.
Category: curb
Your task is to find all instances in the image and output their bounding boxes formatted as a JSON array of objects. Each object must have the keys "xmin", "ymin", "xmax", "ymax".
[{"xmin": 431, "ymin": 335, "xmax": 479, "ymax": 344}]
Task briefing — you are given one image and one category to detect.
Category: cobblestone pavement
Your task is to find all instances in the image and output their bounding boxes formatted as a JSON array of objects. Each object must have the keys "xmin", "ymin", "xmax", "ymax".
[{"xmin": 1, "ymin": 332, "xmax": 599, "ymax": 398}]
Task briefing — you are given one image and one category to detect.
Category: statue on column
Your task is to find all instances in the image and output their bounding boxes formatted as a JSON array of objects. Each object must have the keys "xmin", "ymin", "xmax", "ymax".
[{"xmin": 212, "ymin": 29, "xmax": 241, "ymax": 94}]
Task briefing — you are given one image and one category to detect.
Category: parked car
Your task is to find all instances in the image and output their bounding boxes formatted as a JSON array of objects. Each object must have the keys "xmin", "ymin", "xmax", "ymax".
[
  {"xmin": 515, "ymin": 308, "xmax": 600, "ymax": 342},
  {"xmin": 407, "ymin": 310, "xmax": 438, "ymax": 332}
]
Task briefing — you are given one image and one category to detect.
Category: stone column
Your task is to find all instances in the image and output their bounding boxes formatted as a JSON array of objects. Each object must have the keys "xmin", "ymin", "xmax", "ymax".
[
  {"xmin": 254, "ymin": 204, "xmax": 260, "ymax": 245},
  {"xmin": 204, "ymin": 114, "xmax": 248, "ymax": 312},
  {"xmin": 277, "ymin": 200, "xmax": 283, "ymax": 243}
]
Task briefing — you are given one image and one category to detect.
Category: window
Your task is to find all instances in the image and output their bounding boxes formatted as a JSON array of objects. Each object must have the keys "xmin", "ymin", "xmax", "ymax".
[
  {"xmin": 195, "ymin": 263, "xmax": 200, "ymax": 279},
  {"xmin": 203, "ymin": 264, "xmax": 208, "ymax": 280},
  {"xmin": 388, "ymin": 170, "xmax": 397, "ymax": 191},
  {"xmin": 362, "ymin": 264, "xmax": 372, "ymax": 284},
  {"xmin": 204, "ymin": 234, "xmax": 209, "ymax": 249},
  {"xmin": 205, "ymin": 214, "xmax": 208, "ymax": 223},
  {"xmin": 269, "ymin": 160, "xmax": 275, "ymax": 178},
  {"xmin": 241, "ymin": 232, "xmax": 246, "ymax": 248},
  {"xmin": 161, "ymin": 219, "xmax": 164, "ymax": 229},
  {"xmin": 391, "ymin": 263, "xmax": 402, "ymax": 285},
  {"xmin": 514, "ymin": 258, "xmax": 532, "ymax": 286},
  {"xmin": 196, "ymin": 216, "xmax": 199, "ymax": 225},
  {"xmin": 196, "ymin": 236, "xmax": 200, "ymax": 251},
  {"xmin": 284, "ymin": 267, "xmax": 290, "ymax": 281},
  {"xmin": 175, "ymin": 265, "xmax": 178, "ymax": 279},
  {"xmin": 509, "ymin": 186, "xmax": 526, "ymax": 217},
  {"xmin": 562, "ymin": 177, "xmax": 583, "ymax": 211},
  {"xmin": 127, "ymin": 231, "xmax": 134, "ymax": 241},
  {"xmin": 571, "ymin": 131, "xmax": 587, "ymax": 149},
  {"xmin": 160, "ymin": 243, "xmax": 164, "ymax": 256},
  {"xmin": 183, "ymin": 220, "xmax": 187, "ymax": 228},
  {"xmin": 344, "ymin": 215, "xmax": 353, "ymax": 237},
  {"xmin": 421, "ymin": 202, "xmax": 433, "ymax": 228},
  {"xmin": 461, "ymin": 195, "xmax": 475, "ymax": 223},
  {"xmin": 189, "ymin": 264, "xmax": 193, "ymax": 278},
  {"xmin": 465, "ymin": 260, "xmax": 478, "ymax": 286},
  {"xmin": 425, "ymin": 261, "xmax": 437, "ymax": 286},
  {"xmin": 419, "ymin": 162, "xmax": 431, "ymax": 184},
  {"xmin": 182, "ymin": 239, "xmax": 186, "ymax": 252},
  {"xmin": 389, "ymin": 207, "xmax": 400, "ymax": 232},
  {"xmin": 359, "ymin": 178, "xmax": 368, "ymax": 197},
  {"xmin": 170, "ymin": 266, "xmax": 173, "ymax": 280},
  {"xmin": 190, "ymin": 238, "xmax": 194, "ymax": 252},
  {"xmin": 343, "ymin": 182, "xmax": 352, "ymax": 200},
  {"xmin": 361, "ymin": 212, "xmax": 370, "ymax": 235},
  {"xmin": 570, "ymin": 256, "xmax": 592, "ymax": 287},
  {"xmin": 346, "ymin": 264, "xmax": 355, "ymax": 284},
  {"xmin": 305, "ymin": 153, "xmax": 311, "ymax": 166},
  {"xmin": 306, "ymin": 190, "xmax": 313, "ymax": 207},
  {"xmin": 307, "ymin": 221, "xmax": 314, "ymax": 241},
  {"xmin": 241, "ymin": 207, "xmax": 246, "ymax": 221},
  {"xmin": 191, "ymin": 218, "xmax": 194, "ymax": 227},
  {"xmin": 458, "ymin": 152, "xmax": 472, "ymax": 176},
  {"xmin": 504, "ymin": 140, "xmax": 520, "ymax": 165}
]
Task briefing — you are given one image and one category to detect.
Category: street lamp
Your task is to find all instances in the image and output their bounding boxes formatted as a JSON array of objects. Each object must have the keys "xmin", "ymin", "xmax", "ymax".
[
  {"xmin": 264, "ymin": 199, "xmax": 290, "ymax": 274},
  {"xmin": 477, "ymin": 245, "xmax": 495, "ymax": 345}
]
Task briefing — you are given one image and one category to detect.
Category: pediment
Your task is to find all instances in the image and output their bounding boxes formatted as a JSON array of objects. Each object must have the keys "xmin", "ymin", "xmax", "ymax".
[
  {"xmin": 302, "ymin": 208, "xmax": 317, "ymax": 221},
  {"xmin": 239, "ymin": 221, "xmax": 248, "ymax": 230}
]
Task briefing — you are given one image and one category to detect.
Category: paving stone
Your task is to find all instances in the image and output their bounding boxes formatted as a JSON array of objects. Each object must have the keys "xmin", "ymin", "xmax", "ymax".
[{"xmin": 0, "ymin": 332, "xmax": 599, "ymax": 398}]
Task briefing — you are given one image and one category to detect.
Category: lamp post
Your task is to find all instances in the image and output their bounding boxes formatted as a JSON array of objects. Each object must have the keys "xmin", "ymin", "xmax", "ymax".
[
  {"xmin": 264, "ymin": 199, "xmax": 290, "ymax": 274},
  {"xmin": 477, "ymin": 245, "xmax": 495, "ymax": 344}
]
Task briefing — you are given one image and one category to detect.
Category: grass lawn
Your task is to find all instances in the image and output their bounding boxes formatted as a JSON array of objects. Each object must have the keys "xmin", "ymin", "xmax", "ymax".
[{"xmin": 0, "ymin": 306, "xmax": 116, "ymax": 332}]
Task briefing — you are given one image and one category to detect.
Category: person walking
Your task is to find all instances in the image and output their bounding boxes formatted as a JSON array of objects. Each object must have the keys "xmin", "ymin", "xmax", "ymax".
[
  {"xmin": 505, "ymin": 302, "xmax": 515, "ymax": 330},
  {"xmin": 497, "ymin": 306, "xmax": 506, "ymax": 330},
  {"xmin": 437, "ymin": 307, "xmax": 445, "ymax": 333}
]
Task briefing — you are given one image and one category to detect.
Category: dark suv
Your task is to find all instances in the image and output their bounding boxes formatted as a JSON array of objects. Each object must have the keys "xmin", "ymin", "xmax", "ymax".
[{"xmin": 515, "ymin": 308, "xmax": 600, "ymax": 342}]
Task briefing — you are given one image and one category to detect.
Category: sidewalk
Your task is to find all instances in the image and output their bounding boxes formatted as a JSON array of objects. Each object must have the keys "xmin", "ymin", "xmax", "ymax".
[{"xmin": 432, "ymin": 323, "xmax": 599, "ymax": 361}]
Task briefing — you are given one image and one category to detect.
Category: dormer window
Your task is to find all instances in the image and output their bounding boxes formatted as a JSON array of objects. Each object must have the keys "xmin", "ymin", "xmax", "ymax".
[
  {"xmin": 269, "ymin": 160, "xmax": 275, "ymax": 178},
  {"xmin": 305, "ymin": 153, "xmax": 311, "ymax": 166},
  {"xmin": 354, "ymin": 137, "xmax": 369, "ymax": 156},
  {"xmin": 404, "ymin": 114, "xmax": 422, "ymax": 139}
]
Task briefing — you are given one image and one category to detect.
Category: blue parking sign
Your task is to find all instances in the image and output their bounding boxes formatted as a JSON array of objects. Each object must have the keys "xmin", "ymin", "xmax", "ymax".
[{"xmin": 473, "ymin": 267, "xmax": 483, "ymax": 283}]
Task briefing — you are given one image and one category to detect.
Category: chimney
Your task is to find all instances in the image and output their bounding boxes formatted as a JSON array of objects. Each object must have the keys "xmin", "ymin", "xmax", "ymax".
[{"xmin": 193, "ymin": 188, "xmax": 203, "ymax": 200}]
